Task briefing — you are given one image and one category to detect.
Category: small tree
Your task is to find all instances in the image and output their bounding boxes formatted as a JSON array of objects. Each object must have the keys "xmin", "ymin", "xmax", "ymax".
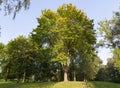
[{"xmin": 5, "ymin": 36, "xmax": 36, "ymax": 83}]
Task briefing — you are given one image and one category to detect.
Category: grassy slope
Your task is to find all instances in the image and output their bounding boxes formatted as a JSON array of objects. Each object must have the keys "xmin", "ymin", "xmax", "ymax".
[{"xmin": 0, "ymin": 81, "xmax": 120, "ymax": 88}]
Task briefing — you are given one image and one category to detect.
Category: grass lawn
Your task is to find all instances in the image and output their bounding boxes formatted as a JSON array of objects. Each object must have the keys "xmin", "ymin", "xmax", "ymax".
[
  {"xmin": 0, "ymin": 81, "xmax": 120, "ymax": 88},
  {"xmin": 90, "ymin": 81, "xmax": 120, "ymax": 88},
  {"xmin": 0, "ymin": 82, "xmax": 55, "ymax": 88}
]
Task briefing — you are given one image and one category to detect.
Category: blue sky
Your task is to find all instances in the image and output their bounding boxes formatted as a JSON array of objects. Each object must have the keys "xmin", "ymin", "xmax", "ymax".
[{"xmin": 0, "ymin": 0, "xmax": 120, "ymax": 64}]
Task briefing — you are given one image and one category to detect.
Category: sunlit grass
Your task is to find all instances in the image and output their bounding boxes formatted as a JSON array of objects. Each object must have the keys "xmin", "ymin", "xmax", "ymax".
[
  {"xmin": 0, "ymin": 81, "xmax": 93, "ymax": 88},
  {"xmin": 53, "ymin": 81, "xmax": 86, "ymax": 88}
]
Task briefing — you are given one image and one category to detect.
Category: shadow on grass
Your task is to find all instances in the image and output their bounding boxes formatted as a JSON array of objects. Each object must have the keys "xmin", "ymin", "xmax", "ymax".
[
  {"xmin": 0, "ymin": 82, "xmax": 21, "ymax": 88},
  {"xmin": 88, "ymin": 81, "xmax": 120, "ymax": 88},
  {"xmin": 0, "ymin": 82, "xmax": 56, "ymax": 88}
]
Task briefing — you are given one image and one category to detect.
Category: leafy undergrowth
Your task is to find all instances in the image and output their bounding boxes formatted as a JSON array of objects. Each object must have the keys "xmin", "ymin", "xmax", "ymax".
[{"xmin": 0, "ymin": 81, "xmax": 120, "ymax": 88}]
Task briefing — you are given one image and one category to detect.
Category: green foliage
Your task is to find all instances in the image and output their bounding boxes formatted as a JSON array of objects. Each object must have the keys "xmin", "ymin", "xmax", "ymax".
[
  {"xmin": 2, "ymin": 35, "xmax": 38, "ymax": 82},
  {"xmin": 0, "ymin": 43, "xmax": 5, "ymax": 59},
  {"xmin": 113, "ymin": 48, "xmax": 120, "ymax": 73},
  {"xmin": 79, "ymin": 54, "xmax": 101, "ymax": 80},
  {"xmin": 98, "ymin": 11, "xmax": 120, "ymax": 83},
  {"xmin": 98, "ymin": 12, "xmax": 120, "ymax": 48},
  {"xmin": 32, "ymin": 3, "xmax": 96, "ymax": 64},
  {"xmin": 32, "ymin": 4, "xmax": 97, "ymax": 81},
  {"xmin": 0, "ymin": 42, "xmax": 5, "ymax": 75},
  {"xmin": 95, "ymin": 58, "xmax": 120, "ymax": 83},
  {"xmin": 95, "ymin": 65, "xmax": 108, "ymax": 81},
  {"xmin": 0, "ymin": 3, "xmax": 100, "ymax": 82}
]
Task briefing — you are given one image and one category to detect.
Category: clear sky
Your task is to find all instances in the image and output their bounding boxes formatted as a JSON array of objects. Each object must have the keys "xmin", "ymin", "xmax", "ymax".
[{"xmin": 0, "ymin": 0, "xmax": 120, "ymax": 64}]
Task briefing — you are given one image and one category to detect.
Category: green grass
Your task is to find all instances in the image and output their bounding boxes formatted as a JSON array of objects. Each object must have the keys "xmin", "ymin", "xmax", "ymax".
[
  {"xmin": 90, "ymin": 81, "xmax": 120, "ymax": 88},
  {"xmin": 0, "ymin": 81, "xmax": 120, "ymax": 88},
  {"xmin": 53, "ymin": 81, "xmax": 86, "ymax": 88},
  {"xmin": 0, "ymin": 82, "xmax": 55, "ymax": 88}
]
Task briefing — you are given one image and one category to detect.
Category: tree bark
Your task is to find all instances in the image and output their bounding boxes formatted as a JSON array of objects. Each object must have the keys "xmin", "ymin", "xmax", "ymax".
[
  {"xmin": 4, "ymin": 68, "xmax": 9, "ymax": 82},
  {"xmin": 63, "ymin": 65, "xmax": 69, "ymax": 82},
  {"xmin": 17, "ymin": 78, "xmax": 20, "ymax": 83},
  {"xmin": 73, "ymin": 71, "xmax": 76, "ymax": 81},
  {"xmin": 32, "ymin": 75, "xmax": 35, "ymax": 82},
  {"xmin": 84, "ymin": 74, "xmax": 87, "ymax": 82},
  {"xmin": 22, "ymin": 71, "xmax": 26, "ymax": 83},
  {"xmin": 64, "ymin": 70, "xmax": 68, "ymax": 81}
]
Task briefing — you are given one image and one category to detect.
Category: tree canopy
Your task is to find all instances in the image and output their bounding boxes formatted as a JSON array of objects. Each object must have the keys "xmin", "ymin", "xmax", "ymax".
[{"xmin": 32, "ymin": 4, "xmax": 98, "ymax": 81}]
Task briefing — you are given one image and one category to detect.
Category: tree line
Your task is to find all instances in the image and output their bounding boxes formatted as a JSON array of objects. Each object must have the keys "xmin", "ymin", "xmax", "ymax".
[
  {"xmin": 95, "ymin": 11, "xmax": 120, "ymax": 83},
  {"xmin": 0, "ymin": 3, "xmax": 120, "ymax": 83}
]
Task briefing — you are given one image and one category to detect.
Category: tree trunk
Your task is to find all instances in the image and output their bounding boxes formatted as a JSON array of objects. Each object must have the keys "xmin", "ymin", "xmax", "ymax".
[
  {"xmin": 17, "ymin": 78, "xmax": 20, "ymax": 83},
  {"xmin": 4, "ymin": 68, "xmax": 9, "ymax": 82},
  {"xmin": 63, "ymin": 51, "xmax": 71, "ymax": 82},
  {"xmin": 22, "ymin": 71, "xmax": 26, "ymax": 83},
  {"xmin": 64, "ymin": 70, "xmax": 68, "ymax": 81},
  {"xmin": 32, "ymin": 75, "xmax": 35, "ymax": 82},
  {"xmin": 84, "ymin": 74, "xmax": 87, "ymax": 82},
  {"xmin": 73, "ymin": 71, "xmax": 76, "ymax": 81},
  {"xmin": 63, "ymin": 65, "xmax": 69, "ymax": 82}
]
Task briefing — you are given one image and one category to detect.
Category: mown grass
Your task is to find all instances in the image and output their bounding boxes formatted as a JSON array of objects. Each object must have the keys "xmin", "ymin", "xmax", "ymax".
[
  {"xmin": 0, "ymin": 81, "xmax": 120, "ymax": 88},
  {"xmin": 90, "ymin": 81, "xmax": 120, "ymax": 88},
  {"xmin": 53, "ymin": 81, "xmax": 86, "ymax": 88},
  {"xmin": 0, "ymin": 82, "xmax": 55, "ymax": 88}
]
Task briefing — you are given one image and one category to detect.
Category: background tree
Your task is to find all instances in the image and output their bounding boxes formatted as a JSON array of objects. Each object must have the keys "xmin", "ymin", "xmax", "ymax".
[
  {"xmin": 4, "ymin": 35, "xmax": 37, "ymax": 83},
  {"xmin": 98, "ymin": 12, "xmax": 120, "ymax": 48},
  {"xmin": 95, "ymin": 65, "xmax": 108, "ymax": 81},
  {"xmin": 0, "ymin": 42, "xmax": 5, "ymax": 59},
  {"xmin": 0, "ymin": 42, "xmax": 5, "ymax": 78},
  {"xmin": 106, "ymin": 58, "xmax": 120, "ymax": 82},
  {"xmin": 95, "ymin": 58, "xmax": 120, "ymax": 83},
  {"xmin": 79, "ymin": 53, "xmax": 101, "ymax": 81},
  {"xmin": 98, "ymin": 11, "xmax": 120, "ymax": 82}
]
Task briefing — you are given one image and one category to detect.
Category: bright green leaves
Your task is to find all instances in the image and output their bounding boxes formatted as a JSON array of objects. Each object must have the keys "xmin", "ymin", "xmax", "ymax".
[
  {"xmin": 56, "ymin": 52, "xmax": 68, "ymax": 65},
  {"xmin": 52, "ymin": 52, "xmax": 68, "ymax": 65},
  {"xmin": 0, "ymin": 43, "xmax": 5, "ymax": 59},
  {"xmin": 52, "ymin": 40, "xmax": 68, "ymax": 65},
  {"xmin": 52, "ymin": 41, "xmax": 63, "ymax": 53},
  {"xmin": 113, "ymin": 48, "xmax": 120, "ymax": 72}
]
